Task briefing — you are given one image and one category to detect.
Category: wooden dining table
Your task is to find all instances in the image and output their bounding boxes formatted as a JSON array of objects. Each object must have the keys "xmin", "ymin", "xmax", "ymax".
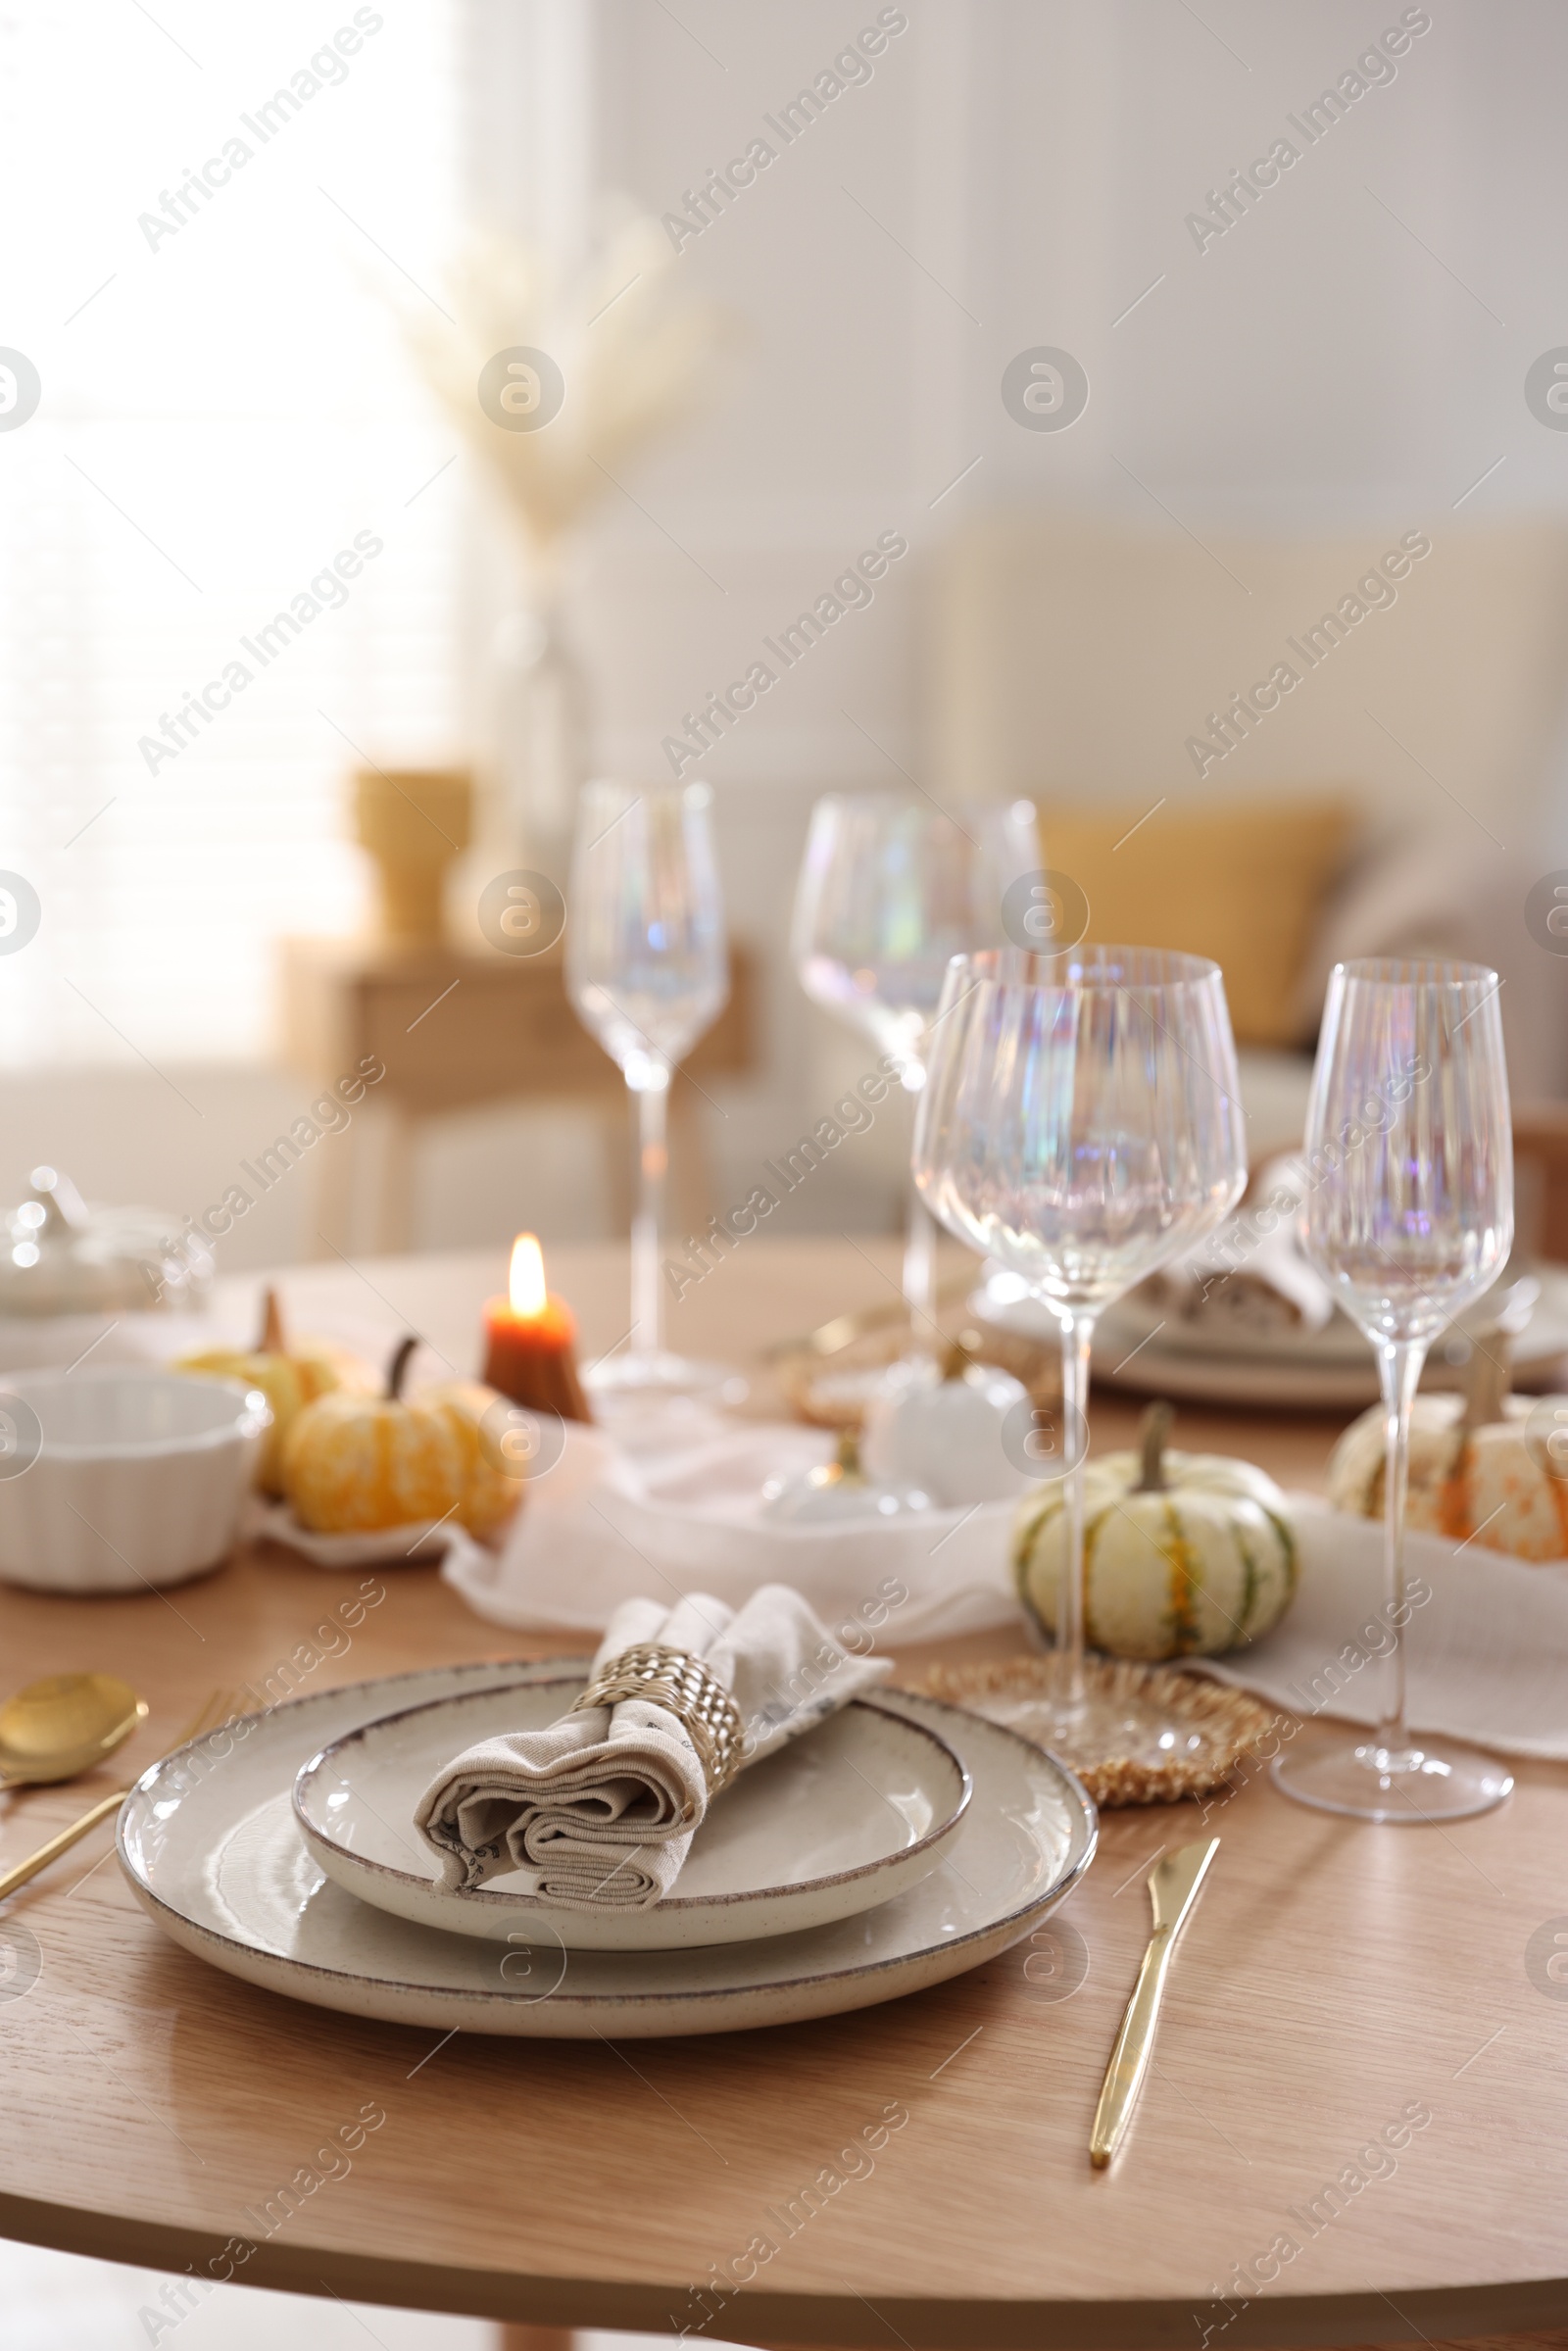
[{"xmin": 0, "ymin": 1238, "xmax": 1564, "ymax": 2351}]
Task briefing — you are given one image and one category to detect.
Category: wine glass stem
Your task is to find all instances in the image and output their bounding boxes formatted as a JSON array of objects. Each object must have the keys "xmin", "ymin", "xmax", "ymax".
[
  {"xmin": 1056, "ymin": 1310, "xmax": 1096, "ymax": 1715},
  {"xmin": 903, "ymin": 1176, "xmax": 935, "ymax": 1335},
  {"xmin": 1374, "ymin": 1337, "xmax": 1426, "ymax": 1761},
  {"xmin": 629, "ymin": 1069, "xmax": 671, "ymax": 1359}
]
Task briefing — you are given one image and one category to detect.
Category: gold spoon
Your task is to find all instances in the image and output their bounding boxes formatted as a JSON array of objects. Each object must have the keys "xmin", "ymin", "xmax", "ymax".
[{"xmin": 0, "ymin": 1673, "xmax": 149, "ymax": 1787}]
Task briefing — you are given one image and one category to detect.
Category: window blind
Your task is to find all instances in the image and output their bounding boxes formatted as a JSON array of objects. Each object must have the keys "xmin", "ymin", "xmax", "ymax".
[{"xmin": 0, "ymin": 0, "xmax": 463, "ymax": 1066}]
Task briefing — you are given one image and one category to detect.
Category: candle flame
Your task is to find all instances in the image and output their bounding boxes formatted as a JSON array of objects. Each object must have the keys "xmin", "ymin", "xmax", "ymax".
[{"xmin": 509, "ymin": 1232, "xmax": 548, "ymax": 1320}]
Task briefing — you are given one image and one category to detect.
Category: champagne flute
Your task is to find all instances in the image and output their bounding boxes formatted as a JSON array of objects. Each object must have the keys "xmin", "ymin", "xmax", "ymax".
[
  {"xmin": 913, "ymin": 945, "xmax": 1247, "ymax": 1761},
  {"xmin": 566, "ymin": 780, "xmax": 737, "ymax": 1411},
  {"xmin": 1274, "ymin": 957, "xmax": 1514, "ymax": 1822},
  {"xmin": 791, "ymin": 794, "xmax": 1040, "ymax": 1331}
]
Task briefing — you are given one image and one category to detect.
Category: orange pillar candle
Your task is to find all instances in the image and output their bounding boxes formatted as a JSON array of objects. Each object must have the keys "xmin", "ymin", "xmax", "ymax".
[{"xmin": 481, "ymin": 1235, "xmax": 593, "ymax": 1422}]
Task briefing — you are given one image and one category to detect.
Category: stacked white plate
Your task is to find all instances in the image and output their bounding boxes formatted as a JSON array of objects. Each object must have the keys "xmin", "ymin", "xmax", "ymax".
[
  {"xmin": 975, "ymin": 1264, "xmax": 1568, "ymax": 1409},
  {"xmin": 117, "ymin": 1661, "xmax": 1097, "ymax": 2037}
]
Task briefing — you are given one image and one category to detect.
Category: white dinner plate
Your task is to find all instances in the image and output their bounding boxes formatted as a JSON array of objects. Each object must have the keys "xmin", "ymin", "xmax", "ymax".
[
  {"xmin": 974, "ymin": 1266, "xmax": 1568, "ymax": 1410},
  {"xmin": 292, "ymin": 1678, "xmax": 972, "ymax": 1950},
  {"xmin": 117, "ymin": 1658, "xmax": 1096, "ymax": 2039}
]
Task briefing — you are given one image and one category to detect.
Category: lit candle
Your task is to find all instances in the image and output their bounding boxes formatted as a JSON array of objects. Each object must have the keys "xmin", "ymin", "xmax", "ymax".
[{"xmin": 481, "ymin": 1234, "xmax": 592, "ymax": 1422}]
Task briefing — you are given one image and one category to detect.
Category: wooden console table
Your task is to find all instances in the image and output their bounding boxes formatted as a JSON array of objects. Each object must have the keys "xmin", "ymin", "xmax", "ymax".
[{"xmin": 278, "ymin": 936, "xmax": 756, "ymax": 1252}]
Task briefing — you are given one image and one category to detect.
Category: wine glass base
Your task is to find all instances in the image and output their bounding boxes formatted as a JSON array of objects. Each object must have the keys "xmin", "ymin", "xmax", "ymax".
[
  {"xmin": 1272, "ymin": 1736, "xmax": 1513, "ymax": 1824},
  {"xmin": 973, "ymin": 1673, "xmax": 1221, "ymax": 1787},
  {"xmin": 583, "ymin": 1351, "xmax": 748, "ymax": 1421}
]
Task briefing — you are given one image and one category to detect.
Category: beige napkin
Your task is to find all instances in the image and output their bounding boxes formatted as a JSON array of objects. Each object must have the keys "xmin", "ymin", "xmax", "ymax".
[
  {"xmin": 1198, "ymin": 1497, "xmax": 1568, "ymax": 1759},
  {"xmin": 1143, "ymin": 1153, "xmax": 1334, "ymax": 1333},
  {"xmin": 413, "ymin": 1584, "xmax": 891, "ymax": 1910}
]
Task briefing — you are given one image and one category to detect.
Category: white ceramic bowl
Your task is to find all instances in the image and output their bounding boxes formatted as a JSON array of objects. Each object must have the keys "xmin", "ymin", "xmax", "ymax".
[{"xmin": 0, "ymin": 1368, "xmax": 269, "ymax": 1594}]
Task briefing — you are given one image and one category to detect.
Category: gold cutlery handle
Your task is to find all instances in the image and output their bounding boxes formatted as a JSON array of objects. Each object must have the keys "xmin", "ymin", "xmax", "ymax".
[
  {"xmin": 0, "ymin": 1693, "xmax": 241, "ymax": 1905},
  {"xmin": 1090, "ymin": 1926, "xmax": 1174, "ymax": 2168},
  {"xmin": 0, "ymin": 1788, "xmax": 124, "ymax": 1902}
]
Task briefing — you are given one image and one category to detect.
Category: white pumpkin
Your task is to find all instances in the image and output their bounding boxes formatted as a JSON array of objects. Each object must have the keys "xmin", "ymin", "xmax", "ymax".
[
  {"xmin": 861, "ymin": 1336, "xmax": 1031, "ymax": 1505},
  {"xmin": 1327, "ymin": 1338, "xmax": 1568, "ymax": 1561},
  {"xmin": 1012, "ymin": 1403, "xmax": 1298, "ymax": 1661}
]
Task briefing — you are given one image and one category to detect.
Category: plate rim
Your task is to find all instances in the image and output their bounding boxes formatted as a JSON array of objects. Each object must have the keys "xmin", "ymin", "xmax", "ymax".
[
  {"xmin": 117, "ymin": 1666, "xmax": 1099, "ymax": 2014},
  {"xmin": 974, "ymin": 1276, "xmax": 1568, "ymax": 1376},
  {"xmin": 290, "ymin": 1676, "xmax": 974, "ymax": 1919}
]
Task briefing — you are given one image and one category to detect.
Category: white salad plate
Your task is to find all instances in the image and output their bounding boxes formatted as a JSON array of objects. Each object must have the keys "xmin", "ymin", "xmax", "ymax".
[
  {"xmin": 117, "ymin": 1658, "xmax": 1096, "ymax": 2039},
  {"xmin": 291, "ymin": 1676, "xmax": 972, "ymax": 1951}
]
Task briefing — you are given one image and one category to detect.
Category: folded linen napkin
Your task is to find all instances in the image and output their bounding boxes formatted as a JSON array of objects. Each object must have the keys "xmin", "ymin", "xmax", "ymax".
[
  {"xmin": 1142, "ymin": 1154, "xmax": 1335, "ymax": 1334},
  {"xmin": 413, "ymin": 1584, "xmax": 891, "ymax": 1910}
]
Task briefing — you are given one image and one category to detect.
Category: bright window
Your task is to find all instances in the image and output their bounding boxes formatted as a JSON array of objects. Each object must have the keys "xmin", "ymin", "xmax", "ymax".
[{"xmin": 0, "ymin": 0, "xmax": 463, "ymax": 1066}]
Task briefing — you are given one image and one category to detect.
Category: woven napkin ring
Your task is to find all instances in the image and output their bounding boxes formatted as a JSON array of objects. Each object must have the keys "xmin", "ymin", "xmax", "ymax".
[{"xmin": 572, "ymin": 1643, "xmax": 745, "ymax": 1798}]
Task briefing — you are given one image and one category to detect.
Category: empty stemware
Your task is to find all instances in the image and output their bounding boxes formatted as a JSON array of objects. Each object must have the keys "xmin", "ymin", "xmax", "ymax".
[
  {"xmin": 913, "ymin": 945, "xmax": 1248, "ymax": 1768},
  {"xmin": 1273, "ymin": 956, "xmax": 1515, "ymax": 1823},
  {"xmin": 791, "ymin": 794, "xmax": 1040, "ymax": 1334},
  {"xmin": 566, "ymin": 779, "xmax": 739, "ymax": 1412}
]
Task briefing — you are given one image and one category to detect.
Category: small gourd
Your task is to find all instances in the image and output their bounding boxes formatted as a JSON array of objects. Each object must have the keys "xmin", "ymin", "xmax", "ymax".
[
  {"xmin": 423, "ymin": 1376, "xmax": 535, "ymax": 1538},
  {"xmin": 177, "ymin": 1289, "xmax": 373, "ymax": 1494},
  {"xmin": 281, "ymin": 1337, "xmax": 523, "ymax": 1539},
  {"xmin": 1012, "ymin": 1402, "xmax": 1298, "ymax": 1660},
  {"xmin": 861, "ymin": 1334, "xmax": 1031, "ymax": 1505},
  {"xmin": 1327, "ymin": 1337, "xmax": 1568, "ymax": 1561}
]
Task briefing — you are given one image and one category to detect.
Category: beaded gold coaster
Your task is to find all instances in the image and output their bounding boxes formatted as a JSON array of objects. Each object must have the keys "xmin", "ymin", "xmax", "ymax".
[{"xmin": 909, "ymin": 1656, "xmax": 1277, "ymax": 1807}]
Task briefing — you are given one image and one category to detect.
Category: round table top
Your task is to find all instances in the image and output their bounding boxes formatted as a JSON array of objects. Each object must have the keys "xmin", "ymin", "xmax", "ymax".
[{"xmin": 0, "ymin": 1239, "xmax": 1563, "ymax": 2345}]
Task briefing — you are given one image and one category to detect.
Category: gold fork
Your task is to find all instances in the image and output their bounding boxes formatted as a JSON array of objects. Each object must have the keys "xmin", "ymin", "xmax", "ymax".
[{"xmin": 0, "ymin": 1688, "xmax": 247, "ymax": 1903}]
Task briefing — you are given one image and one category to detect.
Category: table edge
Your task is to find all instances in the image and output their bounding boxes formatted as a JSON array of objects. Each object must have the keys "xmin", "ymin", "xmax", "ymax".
[{"xmin": 3, "ymin": 2187, "xmax": 1566, "ymax": 2346}]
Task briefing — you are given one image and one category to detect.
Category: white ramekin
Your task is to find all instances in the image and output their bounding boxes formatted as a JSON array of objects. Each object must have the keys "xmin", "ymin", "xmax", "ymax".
[{"xmin": 0, "ymin": 1369, "xmax": 270, "ymax": 1594}]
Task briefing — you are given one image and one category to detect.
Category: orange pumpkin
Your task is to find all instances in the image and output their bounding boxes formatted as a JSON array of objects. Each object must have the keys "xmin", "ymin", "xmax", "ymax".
[
  {"xmin": 281, "ymin": 1337, "xmax": 523, "ymax": 1539},
  {"xmin": 1328, "ymin": 1339, "xmax": 1568, "ymax": 1561},
  {"xmin": 177, "ymin": 1289, "xmax": 373, "ymax": 1494}
]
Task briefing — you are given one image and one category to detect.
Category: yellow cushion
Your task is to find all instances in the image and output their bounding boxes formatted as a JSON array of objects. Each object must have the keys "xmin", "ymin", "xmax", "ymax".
[{"xmin": 1037, "ymin": 796, "xmax": 1355, "ymax": 1047}]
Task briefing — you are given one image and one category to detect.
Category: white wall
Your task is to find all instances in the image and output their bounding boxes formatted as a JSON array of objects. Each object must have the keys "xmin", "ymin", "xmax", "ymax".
[
  {"xmin": 585, "ymin": 0, "xmax": 1568, "ymax": 553},
  {"xmin": 565, "ymin": 0, "xmax": 1568, "ymax": 1154},
  {"xmin": 12, "ymin": 0, "xmax": 1568, "ymax": 1255}
]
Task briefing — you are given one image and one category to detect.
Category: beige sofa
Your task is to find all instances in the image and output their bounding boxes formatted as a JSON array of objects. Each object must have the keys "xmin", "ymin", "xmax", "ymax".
[{"xmin": 926, "ymin": 509, "xmax": 1568, "ymax": 1106}]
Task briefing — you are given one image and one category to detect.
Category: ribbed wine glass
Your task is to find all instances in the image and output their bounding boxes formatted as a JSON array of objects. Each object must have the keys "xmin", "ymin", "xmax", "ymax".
[
  {"xmin": 791, "ymin": 794, "xmax": 1040, "ymax": 1331},
  {"xmin": 1273, "ymin": 957, "xmax": 1514, "ymax": 1822},
  {"xmin": 913, "ymin": 946, "xmax": 1247, "ymax": 1762},
  {"xmin": 566, "ymin": 780, "xmax": 738, "ymax": 1412}
]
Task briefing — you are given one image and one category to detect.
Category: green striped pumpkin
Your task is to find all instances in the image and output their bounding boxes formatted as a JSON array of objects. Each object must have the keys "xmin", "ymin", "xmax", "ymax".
[{"xmin": 1011, "ymin": 1404, "xmax": 1298, "ymax": 1661}]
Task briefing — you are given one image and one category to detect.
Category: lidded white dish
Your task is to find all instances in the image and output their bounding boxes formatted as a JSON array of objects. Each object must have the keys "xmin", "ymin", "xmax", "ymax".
[{"xmin": 0, "ymin": 1166, "xmax": 210, "ymax": 1316}]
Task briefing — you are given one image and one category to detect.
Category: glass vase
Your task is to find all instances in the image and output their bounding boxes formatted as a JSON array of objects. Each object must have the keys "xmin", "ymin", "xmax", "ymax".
[{"xmin": 487, "ymin": 590, "xmax": 589, "ymax": 884}]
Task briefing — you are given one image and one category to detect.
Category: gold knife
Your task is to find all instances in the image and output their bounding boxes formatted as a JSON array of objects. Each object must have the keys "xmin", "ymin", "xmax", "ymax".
[{"xmin": 1090, "ymin": 1837, "xmax": 1219, "ymax": 2170}]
